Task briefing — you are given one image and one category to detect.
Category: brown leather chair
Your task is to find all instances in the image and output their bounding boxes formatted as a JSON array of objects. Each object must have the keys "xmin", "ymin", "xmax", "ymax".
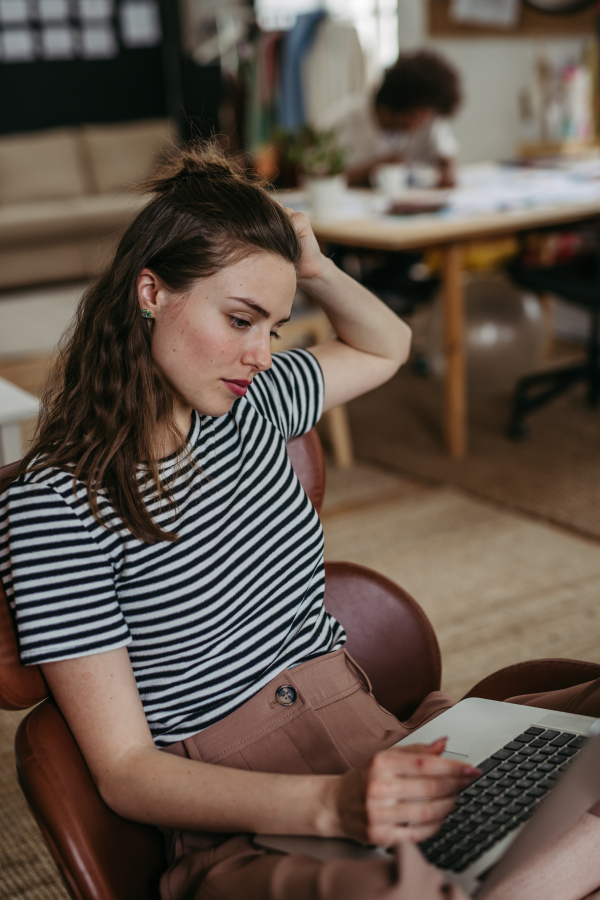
[{"xmin": 1, "ymin": 430, "xmax": 599, "ymax": 900}]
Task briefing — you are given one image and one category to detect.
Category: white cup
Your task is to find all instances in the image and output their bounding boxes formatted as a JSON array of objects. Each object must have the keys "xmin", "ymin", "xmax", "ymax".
[
  {"xmin": 372, "ymin": 163, "xmax": 408, "ymax": 196},
  {"xmin": 305, "ymin": 174, "xmax": 345, "ymax": 221}
]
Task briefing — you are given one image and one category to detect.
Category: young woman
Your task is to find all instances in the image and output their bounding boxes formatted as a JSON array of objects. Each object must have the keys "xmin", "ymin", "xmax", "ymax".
[{"xmin": 1, "ymin": 147, "xmax": 600, "ymax": 900}]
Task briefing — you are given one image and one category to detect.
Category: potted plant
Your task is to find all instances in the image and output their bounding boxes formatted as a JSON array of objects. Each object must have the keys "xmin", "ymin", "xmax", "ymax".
[{"xmin": 284, "ymin": 126, "xmax": 347, "ymax": 220}]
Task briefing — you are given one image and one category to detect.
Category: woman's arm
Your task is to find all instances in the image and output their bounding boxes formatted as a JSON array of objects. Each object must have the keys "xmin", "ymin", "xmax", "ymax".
[
  {"xmin": 286, "ymin": 210, "xmax": 412, "ymax": 413},
  {"xmin": 42, "ymin": 647, "xmax": 472, "ymax": 842}
]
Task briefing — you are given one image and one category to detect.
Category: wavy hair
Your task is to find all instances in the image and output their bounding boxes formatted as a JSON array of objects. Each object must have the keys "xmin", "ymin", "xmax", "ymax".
[{"xmin": 20, "ymin": 145, "xmax": 302, "ymax": 543}]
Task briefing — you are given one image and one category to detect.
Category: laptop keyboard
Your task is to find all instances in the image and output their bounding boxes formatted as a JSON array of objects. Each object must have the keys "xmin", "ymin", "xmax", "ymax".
[{"xmin": 418, "ymin": 727, "xmax": 588, "ymax": 874}]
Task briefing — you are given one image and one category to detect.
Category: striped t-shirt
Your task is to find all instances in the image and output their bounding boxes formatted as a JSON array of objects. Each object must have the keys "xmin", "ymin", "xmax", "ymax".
[{"xmin": 0, "ymin": 349, "xmax": 345, "ymax": 747}]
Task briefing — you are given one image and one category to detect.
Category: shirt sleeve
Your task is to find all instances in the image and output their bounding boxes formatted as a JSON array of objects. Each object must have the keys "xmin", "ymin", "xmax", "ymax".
[
  {"xmin": 430, "ymin": 119, "xmax": 458, "ymax": 159},
  {"xmin": 0, "ymin": 480, "xmax": 131, "ymax": 666},
  {"xmin": 247, "ymin": 348, "xmax": 325, "ymax": 441}
]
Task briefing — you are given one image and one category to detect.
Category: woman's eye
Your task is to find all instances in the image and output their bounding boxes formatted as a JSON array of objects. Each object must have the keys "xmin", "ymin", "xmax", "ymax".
[
  {"xmin": 229, "ymin": 316, "xmax": 250, "ymax": 330},
  {"xmin": 270, "ymin": 331, "xmax": 281, "ymax": 341}
]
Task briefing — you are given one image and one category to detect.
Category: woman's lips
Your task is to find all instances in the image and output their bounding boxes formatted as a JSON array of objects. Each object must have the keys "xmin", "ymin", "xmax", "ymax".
[{"xmin": 221, "ymin": 379, "xmax": 251, "ymax": 397}]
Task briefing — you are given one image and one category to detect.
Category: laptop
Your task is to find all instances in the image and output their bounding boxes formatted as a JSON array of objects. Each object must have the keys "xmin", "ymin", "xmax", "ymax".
[{"xmin": 256, "ymin": 697, "xmax": 600, "ymax": 897}]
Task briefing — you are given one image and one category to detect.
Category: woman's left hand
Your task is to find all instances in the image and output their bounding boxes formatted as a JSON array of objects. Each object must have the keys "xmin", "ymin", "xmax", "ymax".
[{"xmin": 283, "ymin": 208, "xmax": 326, "ymax": 283}]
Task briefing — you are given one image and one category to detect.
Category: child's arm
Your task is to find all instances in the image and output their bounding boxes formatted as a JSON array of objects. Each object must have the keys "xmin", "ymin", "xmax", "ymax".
[
  {"xmin": 346, "ymin": 152, "xmax": 404, "ymax": 187},
  {"xmin": 437, "ymin": 157, "xmax": 456, "ymax": 188}
]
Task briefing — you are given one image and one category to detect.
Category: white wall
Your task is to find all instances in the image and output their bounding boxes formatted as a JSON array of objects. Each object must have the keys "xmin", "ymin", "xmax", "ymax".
[{"xmin": 397, "ymin": 0, "xmax": 588, "ymax": 163}]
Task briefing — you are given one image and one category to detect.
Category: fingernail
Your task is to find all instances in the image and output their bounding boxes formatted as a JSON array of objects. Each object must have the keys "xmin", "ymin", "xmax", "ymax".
[{"xmin": 462, "ymin": 766, "xmax": 481, "ymax": 777}]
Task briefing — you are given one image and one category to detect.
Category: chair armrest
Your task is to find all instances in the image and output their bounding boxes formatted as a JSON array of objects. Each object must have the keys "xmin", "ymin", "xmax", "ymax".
[{"xmin": 463, "ymin": 658, "xmax": 600, "ymax": 702}]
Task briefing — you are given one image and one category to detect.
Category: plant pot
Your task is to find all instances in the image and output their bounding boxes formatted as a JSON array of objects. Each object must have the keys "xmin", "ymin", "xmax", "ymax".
[{"xmin": 305, "ymin": 174, "xmax": 345, "ymax": 221}]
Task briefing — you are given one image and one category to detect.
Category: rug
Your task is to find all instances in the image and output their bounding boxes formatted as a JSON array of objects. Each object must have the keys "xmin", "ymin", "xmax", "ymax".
[
  {"xmin": 344, "ymin": 365, "xmax": 600, "ymax": 541},
  {"xmin": 322, "ymin": 484, "xmax": 600, "ymax": 701}
]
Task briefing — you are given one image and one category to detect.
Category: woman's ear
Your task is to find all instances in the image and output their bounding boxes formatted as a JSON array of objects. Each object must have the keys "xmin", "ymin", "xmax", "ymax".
[{"xmin": 137, "ymin": 268, "xmax": 162, "ymax": 318}]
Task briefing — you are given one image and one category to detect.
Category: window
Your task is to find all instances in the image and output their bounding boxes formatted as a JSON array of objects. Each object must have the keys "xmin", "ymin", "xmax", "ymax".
[{"xmin": 255, "ymin": 0, "xmax": 398, "ymax": 73}]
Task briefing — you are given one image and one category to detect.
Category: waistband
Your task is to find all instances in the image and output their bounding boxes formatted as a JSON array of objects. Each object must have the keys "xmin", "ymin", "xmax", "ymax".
[{"xmin": 162, "ymin": 649, "xmax": 377, "ymax": 766}]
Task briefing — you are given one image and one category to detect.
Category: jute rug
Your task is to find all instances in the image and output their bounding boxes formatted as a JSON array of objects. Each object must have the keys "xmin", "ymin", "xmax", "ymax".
[
  {"xmin": 0, "ymin": 710, "xmax": 68, "ymax": 900},
  {"xmin": 345, "ymin": 366, "xmax": 600, "ymax": 541},
  {"xmin": 322, "ymin": 478, "xmax": 600, "ymax": 701}
]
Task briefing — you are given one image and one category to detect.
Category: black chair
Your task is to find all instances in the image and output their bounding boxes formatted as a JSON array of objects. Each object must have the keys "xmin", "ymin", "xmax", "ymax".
[{"xmin": 506, "ymin": 244, "xmax": 600, "ymax": 438}]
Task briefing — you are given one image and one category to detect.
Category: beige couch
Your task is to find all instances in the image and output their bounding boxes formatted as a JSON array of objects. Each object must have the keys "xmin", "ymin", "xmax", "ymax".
[{"xmin": 0, "ymin": 119, "xmax": 174, "ymax": 290}]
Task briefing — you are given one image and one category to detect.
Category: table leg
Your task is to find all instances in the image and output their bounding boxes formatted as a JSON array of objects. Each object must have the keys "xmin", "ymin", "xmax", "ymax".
[
  {"xmin": 325, "ymin": 405, "xmax": 354, "ymax": 470},
  {"xmin": 0, "ymin": 422, "xmax": 22, "ymax": 466},
  {"xmin": 442, "ymin": 243, "xmax": 467, "ymax": 459}
]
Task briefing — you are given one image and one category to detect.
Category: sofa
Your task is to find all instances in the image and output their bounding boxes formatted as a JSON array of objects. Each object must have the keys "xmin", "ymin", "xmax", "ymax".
[{"xmin": 0, "ymin": 119, "xmax": 174, "ymax": 290}]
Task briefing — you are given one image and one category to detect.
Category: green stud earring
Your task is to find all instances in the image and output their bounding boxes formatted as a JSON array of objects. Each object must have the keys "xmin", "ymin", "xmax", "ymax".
[{"xmin": 141, "ymin": 309, "xmax": 152, "ymax": 319}]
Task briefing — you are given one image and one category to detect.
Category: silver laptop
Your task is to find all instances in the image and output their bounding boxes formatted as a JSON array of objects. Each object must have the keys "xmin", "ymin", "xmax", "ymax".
[{"xmin": 256, "ymin": 697, "xmax": 600, "ymax": 897}]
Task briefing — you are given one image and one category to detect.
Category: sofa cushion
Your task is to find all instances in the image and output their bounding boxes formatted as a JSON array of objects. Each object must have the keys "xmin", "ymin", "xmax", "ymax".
[
  {"xmin": 0, "ymin": 192, "xmax": 146, "ymax": 244},
  {"xmin": 0, "ymin": 129, "xmax": 87, "ymax": 205},
  {"xmin": 82, "ymin": 118, "xmax": 173, "ymax": 192}
]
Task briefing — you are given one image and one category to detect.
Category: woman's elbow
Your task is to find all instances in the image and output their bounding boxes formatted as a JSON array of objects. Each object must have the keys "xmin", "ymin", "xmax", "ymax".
[{"xmin": 97, "ymin": 772, "xmax": 131, "ymax": 817}]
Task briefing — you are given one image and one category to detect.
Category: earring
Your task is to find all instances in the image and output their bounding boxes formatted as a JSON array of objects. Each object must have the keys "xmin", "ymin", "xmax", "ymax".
[{"xmin": 141, "ymin": 309, "xmax": 152, "ymax": 319}]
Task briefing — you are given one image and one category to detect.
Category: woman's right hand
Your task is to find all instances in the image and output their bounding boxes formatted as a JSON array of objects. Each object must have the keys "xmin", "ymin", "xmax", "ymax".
[{"xmin": 321, "ymin": 738, "xmax": 480, "ymax": 847}]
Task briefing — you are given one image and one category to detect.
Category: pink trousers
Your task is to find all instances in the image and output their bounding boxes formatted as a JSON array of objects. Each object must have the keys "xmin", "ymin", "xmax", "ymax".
[{"xmin": 159, "ymin": 649, "xmax": 600, "ymax": 900}]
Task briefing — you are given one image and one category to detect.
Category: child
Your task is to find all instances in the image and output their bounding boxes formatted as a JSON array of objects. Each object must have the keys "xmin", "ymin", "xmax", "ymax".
[{"xmin": 345, "ymin": 50, "xmax": 462, "ymax": 189}]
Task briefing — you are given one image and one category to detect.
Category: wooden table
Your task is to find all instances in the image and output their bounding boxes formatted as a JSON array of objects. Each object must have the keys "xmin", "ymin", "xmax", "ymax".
[{"xmin": 310, "ymin": 197, "xmax": 600, "ymax": 459}]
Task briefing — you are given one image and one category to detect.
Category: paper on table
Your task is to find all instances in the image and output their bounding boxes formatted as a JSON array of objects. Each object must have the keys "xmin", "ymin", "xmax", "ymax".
[{"xmin": 279, "ymin": 162, "xmax": 600, "ymax": 227}]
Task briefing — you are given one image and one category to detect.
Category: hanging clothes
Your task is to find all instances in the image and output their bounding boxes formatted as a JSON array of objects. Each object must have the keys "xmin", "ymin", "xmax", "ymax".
[
  {"xmin": 278, "ymin": 10, "xmax": 326, "ymax": 131},
  {"xmin": 245, "ymin": 29, "xmax": 284, "ymax": 152},
  {"xmin": 302, "ymin": 17, "xmax": 367, "ymax": 134}
]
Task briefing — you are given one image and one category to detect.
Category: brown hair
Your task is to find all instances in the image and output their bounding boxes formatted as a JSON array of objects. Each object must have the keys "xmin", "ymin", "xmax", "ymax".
[
  {"xmin": 20, "ymin": 144, "xmax": 302, "ymax": 543},
  {"xmin": 375, "ymin": 50, "xmax": 462, "ymax": 118}
]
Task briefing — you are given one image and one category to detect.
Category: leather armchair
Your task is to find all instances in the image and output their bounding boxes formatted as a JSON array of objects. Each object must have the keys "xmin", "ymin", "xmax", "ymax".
[{"xmin": 1, "ymin": 432, "xmax": 599, "ymax": 900}]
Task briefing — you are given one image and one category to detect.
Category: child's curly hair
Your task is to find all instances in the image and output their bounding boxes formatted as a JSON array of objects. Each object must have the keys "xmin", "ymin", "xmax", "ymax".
[{"xmin": 375, "ymin": 50, "xmax": 462, "ymax": 117}]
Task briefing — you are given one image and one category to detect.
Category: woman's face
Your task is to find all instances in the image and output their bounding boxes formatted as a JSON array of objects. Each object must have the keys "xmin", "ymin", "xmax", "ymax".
[
  {"xmin": 376, "ymin": 104, "xmax": 434, "ymax": 134},
  {"xmin": 138, "ymin": 252, "xmax": 296, "ymax": 432}
]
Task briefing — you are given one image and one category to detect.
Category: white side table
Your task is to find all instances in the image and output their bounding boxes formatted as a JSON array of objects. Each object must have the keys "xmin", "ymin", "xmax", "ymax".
[{"xmin": 0, "ymin": 377, "xmax": 39, "ymax": 466}]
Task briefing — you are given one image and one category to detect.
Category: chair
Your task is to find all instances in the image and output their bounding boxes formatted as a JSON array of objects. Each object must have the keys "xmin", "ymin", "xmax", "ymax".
[
  {"xmin": 506, "ymin": 249, "xmax": 600, "ymax": 438},
  {"xmin": 2, "ymin": 432, "xmax": 600, "ymax": 900}
]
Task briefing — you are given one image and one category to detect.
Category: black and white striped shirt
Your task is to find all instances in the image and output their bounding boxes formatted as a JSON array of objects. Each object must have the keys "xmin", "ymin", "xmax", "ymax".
[{"xmin": 0, "ymin": 349, "xmax": 345, "ymax": 747}]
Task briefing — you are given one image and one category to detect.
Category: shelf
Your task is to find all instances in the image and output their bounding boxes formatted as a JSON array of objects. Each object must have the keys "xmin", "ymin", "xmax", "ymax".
[{"xmin": 428, "ymin": 0, "xmax": 597, "ymax": 37}]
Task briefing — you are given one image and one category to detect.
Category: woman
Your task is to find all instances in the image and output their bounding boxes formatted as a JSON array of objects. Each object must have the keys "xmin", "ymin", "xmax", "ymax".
[{"xmin": 1, "ymin": 147, "xmax": 600, "ymax": 900}]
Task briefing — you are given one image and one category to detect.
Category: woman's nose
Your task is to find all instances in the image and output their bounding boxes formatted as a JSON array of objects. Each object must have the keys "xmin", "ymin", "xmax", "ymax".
[{"xmin": 242, "ymin": 335, "xmax": 272, "ymax": 372}]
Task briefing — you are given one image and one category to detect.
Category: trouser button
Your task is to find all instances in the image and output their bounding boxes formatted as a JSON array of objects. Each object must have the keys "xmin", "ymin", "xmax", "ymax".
[{"xmin": 275, "ymin": 685, "xmax": 297, "ymax": 706}]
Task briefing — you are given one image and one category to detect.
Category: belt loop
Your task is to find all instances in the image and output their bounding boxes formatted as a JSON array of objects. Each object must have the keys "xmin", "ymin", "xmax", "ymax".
[
  {"xmin": 343, "ymin": 649, "xmax": 374, "ymax": 694},
  {"xmin": 183, "ymin": 735, "xmax": 205, "ymax": 762}
]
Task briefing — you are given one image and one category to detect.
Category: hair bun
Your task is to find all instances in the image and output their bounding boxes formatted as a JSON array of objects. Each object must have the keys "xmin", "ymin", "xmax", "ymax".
[{"xmin": 140, "ymin": 141, "xmax": 249, "ymax": 197}]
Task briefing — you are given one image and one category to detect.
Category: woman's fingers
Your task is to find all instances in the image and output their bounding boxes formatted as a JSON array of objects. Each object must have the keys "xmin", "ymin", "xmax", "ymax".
[
  {"xmin": 359, "ymin": 745, "xmax": 481, "ymax": 846},
  {"xmin": 371, "ymin": 746, "xmax": 481, "ymax": 781},
  {"xmin": 368, "ymin": 795, "xmax": 456, "ymax": 826},
  {"xmin": 370, "ymin": 821, "xmax": 446, "ymax": 846},
  {"xmin": 281, "ymin": 207, "xmax": 326, "ymax": 282},
  {"xmin": 368, "ymin": 773, "xmax": 467, "ymax": 802},
  {"xmin": 330, "ymin": 742, "xmax": 480, "ymax": 846}
]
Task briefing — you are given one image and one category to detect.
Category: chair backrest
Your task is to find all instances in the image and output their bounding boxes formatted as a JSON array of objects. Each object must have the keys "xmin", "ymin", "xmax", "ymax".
[
  {"xmin": 0, "ymin": 431, "xmax": 440, "ymax": 900},
  {"xmin": 323, "ymin": 561, "xmax": 441, "ymax": 721},
  {"xmin": 0, "ymin": 461, "xmax": 48, "ymax": 711}
]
